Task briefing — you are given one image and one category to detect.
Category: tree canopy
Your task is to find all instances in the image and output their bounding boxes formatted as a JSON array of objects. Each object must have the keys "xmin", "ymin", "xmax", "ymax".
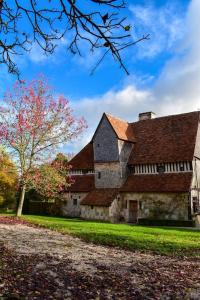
[{"xmin": 0, "ymin": 76, "xmax": 86, "ymax": 216}]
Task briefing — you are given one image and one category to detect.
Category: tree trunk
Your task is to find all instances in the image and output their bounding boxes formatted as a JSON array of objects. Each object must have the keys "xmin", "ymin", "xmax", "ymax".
[{"xmin": 16, "ymin": 184, "xmax": 26, "ymax": 217}]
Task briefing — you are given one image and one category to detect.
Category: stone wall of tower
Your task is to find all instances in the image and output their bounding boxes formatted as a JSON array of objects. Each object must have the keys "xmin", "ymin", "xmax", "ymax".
[
  {"xmin": 94, "ymin": 162, "xmax": 123, "ymax": 188},
  {"xmin": 93, "ymin": 116, "xmax": 119, "ymax": 162},
  {"xmin": 93, "ymin": 115, "xmax": 133, "ymax": 188}
]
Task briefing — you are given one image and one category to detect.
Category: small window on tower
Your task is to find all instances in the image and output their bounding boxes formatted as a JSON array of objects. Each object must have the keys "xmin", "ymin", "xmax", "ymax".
[
  {"xmin": 97, "ymin": 144, "xmax": 100, "ymax": 147},
  {"xmin": 73, "ymin": 199, "xmax": 77, "ymax": 206}
]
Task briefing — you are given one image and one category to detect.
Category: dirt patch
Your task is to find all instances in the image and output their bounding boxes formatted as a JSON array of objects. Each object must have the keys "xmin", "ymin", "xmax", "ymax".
[{"xmin": 0, "ymin": 217, "xmax": 200, "ymax": 299}]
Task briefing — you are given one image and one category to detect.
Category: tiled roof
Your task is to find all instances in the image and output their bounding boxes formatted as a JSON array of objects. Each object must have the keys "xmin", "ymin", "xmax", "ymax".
[
  {"xmin": 105, "ymin": 113, "xmax": 135, "ymax": 142},
  {"xmin": 68, "ymin": 111, "xmax": 200, "ymax": 175},
  {"xmin": 128, "ymin": 111, "xmax": 200, "ymax": 164},
  {"xmin": 67, "ymin": 175, "xmax": 95, "ymax": 192},
  {"xmin": 121, "ymin": 173, "xmax": 193, "ymax": 193},
  {"xmin": 81, "ymin": 189, "xmax": 119, "ymax": 206},
  {"xmin": 69, "ymin": 143, "xmax": 94, "ymax": 170}
]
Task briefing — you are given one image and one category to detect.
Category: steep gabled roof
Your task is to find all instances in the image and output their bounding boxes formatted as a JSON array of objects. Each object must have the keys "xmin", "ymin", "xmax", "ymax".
[
  {"xmin": 121, "ymin": 173, "xmax": 193, "ymax": 193},
  {"xmin": 81, "ymin": 188, "xmax": 119, "ymax": 206},
  {"xmin": 128, "ymin": 111, "xmax": 200, "ymax": 164},
  {"xmin": 69, "ymin": 111, "xmax": 200, "ymax": 173},
  {"xmin": 105, "ymin": 113, "xmax": 135, "ymax": 142},
  {"xmin": 69, "ymin": 143, "xmax": 94, "ymax": 170},
  {"xmin": 67, "ymin": 175, "xmax": 95, "ymax": 192}
]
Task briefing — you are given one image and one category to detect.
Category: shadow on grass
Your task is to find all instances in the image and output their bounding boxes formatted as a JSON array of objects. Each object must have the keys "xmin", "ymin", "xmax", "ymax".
[
  {"xmin": 26, "ymin": 214, "xmax": 111, "ymax": 224},
  {"xmin": 25, "ymin": 215, "xmax": 200, "ymax": 234}
]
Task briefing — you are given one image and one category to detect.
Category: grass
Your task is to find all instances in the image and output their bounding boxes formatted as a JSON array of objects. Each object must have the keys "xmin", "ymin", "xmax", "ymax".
[{"xmin": 21, "ymin": 215, "xmax": 200, "ymax": 257}]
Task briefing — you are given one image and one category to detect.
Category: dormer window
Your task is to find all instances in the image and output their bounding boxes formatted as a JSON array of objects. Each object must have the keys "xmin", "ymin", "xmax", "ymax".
[
  {"xmin": 180, "ymin": 163, "xmax": 185, "ymax": 171},
  {"xmin": 156, "ymin": 164, "xmax": 165, "ymax": 173}
]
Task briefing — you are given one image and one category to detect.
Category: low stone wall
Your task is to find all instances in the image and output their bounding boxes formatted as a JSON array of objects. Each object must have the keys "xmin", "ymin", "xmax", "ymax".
[
  {"xmin": 122, "ymin": 192, "xmax": 189, "ymax": 221},
  {"xmin": 81, "ymin": 192, "xmax": 190, "ymax": 223},
  {"xmin": 81, "ymin": 205, "xmax": 109, "ymax": 221},
  {"xmin": 62, "ymin": 192, "xmax": 87, "ymax": 217}
]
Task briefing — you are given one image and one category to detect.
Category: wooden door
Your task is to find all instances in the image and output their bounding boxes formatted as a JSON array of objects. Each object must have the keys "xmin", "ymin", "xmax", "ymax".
[{"xmin": 129, "ymin": 201, "xmax": 138, "ymax": 223}]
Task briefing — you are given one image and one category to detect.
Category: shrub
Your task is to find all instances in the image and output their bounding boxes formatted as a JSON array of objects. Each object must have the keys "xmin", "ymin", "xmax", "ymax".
[{"xmin": 138, "ymin": 218, "xmax": 195, "ymax": 227}]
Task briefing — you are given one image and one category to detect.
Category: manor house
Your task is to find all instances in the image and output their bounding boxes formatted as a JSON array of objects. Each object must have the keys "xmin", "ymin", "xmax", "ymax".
[{"xmin": 63, "ymin": 111, "xmax": 200, "ymax": 223}]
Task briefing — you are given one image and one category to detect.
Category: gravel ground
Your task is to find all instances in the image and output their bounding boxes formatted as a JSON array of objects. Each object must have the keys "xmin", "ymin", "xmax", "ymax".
[{"xmin": 0, "ymin": 218, "xmax": 200, "ymax": 299}]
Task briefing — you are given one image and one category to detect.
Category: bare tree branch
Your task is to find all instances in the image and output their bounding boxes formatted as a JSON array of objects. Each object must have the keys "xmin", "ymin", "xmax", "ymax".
[{"xmin": 0, "ymin": 0, "xmax": 149, "ymax": 76}]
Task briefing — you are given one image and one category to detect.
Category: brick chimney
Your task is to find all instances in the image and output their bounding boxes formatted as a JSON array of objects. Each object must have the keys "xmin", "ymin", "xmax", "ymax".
[{"xmin": 138, "ymin": 112, "xmax": 156, "ymax": 121}]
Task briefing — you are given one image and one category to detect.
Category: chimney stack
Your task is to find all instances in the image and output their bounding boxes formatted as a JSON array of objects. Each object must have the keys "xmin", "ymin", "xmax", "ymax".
[{"xmin": 139, "ymin": 112, "xmax": 156, "ymax": 121}]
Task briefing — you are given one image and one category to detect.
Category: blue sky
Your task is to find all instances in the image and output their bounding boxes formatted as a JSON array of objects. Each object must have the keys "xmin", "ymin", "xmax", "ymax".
[{"xmin": 1, "ymin": 0, "xmax": 200, "ymax": 153}]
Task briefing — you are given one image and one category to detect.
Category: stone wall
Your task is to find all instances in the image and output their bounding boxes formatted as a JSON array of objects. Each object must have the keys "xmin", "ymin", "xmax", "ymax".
[
  {"xmin": 63, "ymin": 191, "xmax": 190, "ymax": 222},
  {"xmin": 118, "ymin": 140, "xmax": 133, "ymax": 179},
  {"xmin": 81, "ymin": 205, "xmax": 110, "ymax": 221},
  {"xmin": 109, "ymin": 195, "xmax": 123, "ymax": 222},
  {"xmin": 94, "ymin": 162, "xmax": 124, "ymax": 188},
  {"xmin": 190, "ymin": 159, "xmax": 200, "ymax": 215},
  {"xmin": 81, "ymin": 195, "xmax": 123, "ymax": 223},
  {"xmin": 122, "ymin": 192, "xmax": 189, "ymax": 221},
  {"xmin": 93, "ymin": 116, "xmax": 119, "ymax": 162},
  {"xmin": 62, "ymin": 192, "xmax": 87, "ymax": 217},
  {"xmin": 118, "ymin": 140, "xmax": 133, "ymax": 163}
]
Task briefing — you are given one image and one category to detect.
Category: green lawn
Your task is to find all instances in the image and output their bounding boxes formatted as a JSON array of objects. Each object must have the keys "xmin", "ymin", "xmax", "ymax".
[{"xmin": 22, "ymin": 215, "xmax": 200, "ymax": 257}]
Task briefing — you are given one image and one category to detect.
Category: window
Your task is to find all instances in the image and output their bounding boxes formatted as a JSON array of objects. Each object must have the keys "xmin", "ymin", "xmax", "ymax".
[
  {"xmin": 139, "ymin": 201, "xmax": 143, "ymax": 210},
  {"xmin": 128, "ymin": 165, "xmax": 135, "ymax": 174},
  {"xmin": 97, "ymin": 143, "xmax": 100, "ymax": 147},
  {"xmin": 98, "ymin": 172, "xmax": 101, "ymax": 179},
  {"xmin": 73, "ymin": 199, "xmax": 77, "ymax": 206},
  {"xmin": 157, "ymin": 164, "xmax": 165, "ymax": 173},
  {"xmin": 180, "ymin": 163, "xmax": 185, "ymax": 171},
  {"xmin": 91, "ymin": 205, "xmax": 94, "ymax": 209}
]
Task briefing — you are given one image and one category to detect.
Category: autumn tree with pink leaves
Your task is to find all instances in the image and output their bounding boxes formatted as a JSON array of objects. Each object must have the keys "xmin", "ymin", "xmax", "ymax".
[{"xmin": 0, "ymin": 77, "xmax": 86, "ymax": 217}]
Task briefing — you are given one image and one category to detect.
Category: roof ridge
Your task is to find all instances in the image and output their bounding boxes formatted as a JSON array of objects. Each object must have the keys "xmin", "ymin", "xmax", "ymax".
[
  {"xmin": 130, "ymin": 110, "xmax": 200, "ymax": 124},
  {"xmin": 105, "ymin": 112, "xmax": 129, "ymax": 124}
]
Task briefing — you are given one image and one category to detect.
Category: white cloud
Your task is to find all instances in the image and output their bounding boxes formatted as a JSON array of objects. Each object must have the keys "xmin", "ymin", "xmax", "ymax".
[
  {"xmin": 29, "ymin": 43, "xmax": 48, "ymax": 63},
  {"xmin": 153, "ymin": 0, "xmax": 200, "ymax": 114},
  {"xmin": 129, "ymin": 2, "xmax": 186, "ymax": 59},
  {"xmin": 28, "ymin": 38, "xmax": 68, "ymax": 63},
  {"xmin": 68, "ymin": 0, "xmax": 200, "ymax": 154}
]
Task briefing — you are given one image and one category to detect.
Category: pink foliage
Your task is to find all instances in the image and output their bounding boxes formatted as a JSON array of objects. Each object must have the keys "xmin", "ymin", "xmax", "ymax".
[
  {"xmin": 0, "ymin": 76, "xmax": 87, "ymax": 199},
  {"xmin": 0, "ymin": 77, "xmax": 87, "ymax": 149}
]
